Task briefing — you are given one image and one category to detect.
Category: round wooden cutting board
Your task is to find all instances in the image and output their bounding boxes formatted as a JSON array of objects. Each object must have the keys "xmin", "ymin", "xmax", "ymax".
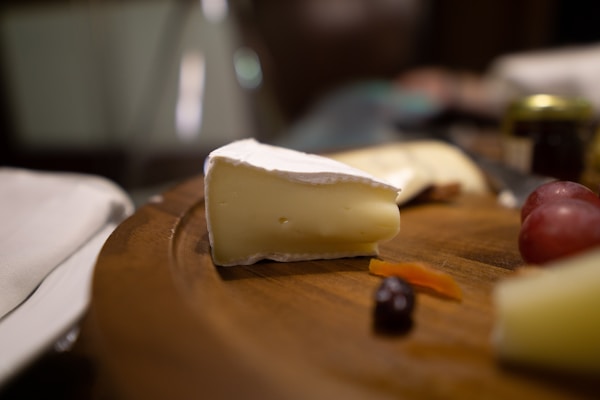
[{"xmin": 78, "ymin": 176, "xmax": 597, "ymax": 399}]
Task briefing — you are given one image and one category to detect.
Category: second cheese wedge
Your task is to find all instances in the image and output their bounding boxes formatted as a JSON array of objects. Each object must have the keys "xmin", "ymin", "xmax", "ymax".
[
  {"xmin": 204, "ymin": 139, "xmax": 401, "ymax": 266},
  {"xmin": 493, "ymin": 248, "xmax": 600, "ymax": 374}
]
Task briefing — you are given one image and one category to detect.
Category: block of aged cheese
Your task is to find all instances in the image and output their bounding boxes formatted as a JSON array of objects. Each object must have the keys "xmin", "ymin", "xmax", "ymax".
[
  {"xmin": 327, "ymin": 140, "xmax": 488, "ymax": 205},
  {"xmin": 492, "ymin": 247, "xmax": 600, "ymax": 374},
  {"xmin": 204, "ymin": 139, "xmax": 401, "ymax": 266}
]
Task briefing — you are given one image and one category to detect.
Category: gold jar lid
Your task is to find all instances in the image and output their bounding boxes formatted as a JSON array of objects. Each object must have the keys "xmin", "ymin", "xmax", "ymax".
[{"xmin": 506, "ymin": 94, "xmax": 593, "ymax": 121}]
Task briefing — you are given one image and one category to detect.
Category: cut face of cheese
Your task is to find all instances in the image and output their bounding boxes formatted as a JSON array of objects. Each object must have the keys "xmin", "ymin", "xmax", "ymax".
[
  {"xmin": 492, "ymin": 247, "xmax": 600, "ymax": 374},
  {"xmin": 204, "ymin": 139, "xmax": 401, "ymax": 266}
]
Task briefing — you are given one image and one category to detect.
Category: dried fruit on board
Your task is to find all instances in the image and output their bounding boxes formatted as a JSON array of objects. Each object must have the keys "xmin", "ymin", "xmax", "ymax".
[{"xmin": 369, "ymin": 258, "xmax": 462, "ymax": 301}]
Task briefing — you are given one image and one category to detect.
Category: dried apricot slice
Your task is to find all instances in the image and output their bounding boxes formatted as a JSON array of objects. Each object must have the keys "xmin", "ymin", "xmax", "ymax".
[{"xmin": 369, "ymin": 259, "xmax": 462, "ymax": 301}]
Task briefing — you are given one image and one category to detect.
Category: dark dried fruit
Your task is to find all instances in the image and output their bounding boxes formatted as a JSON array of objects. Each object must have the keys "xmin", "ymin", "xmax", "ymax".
[{"xmin": 373, "ymin": 276, "xmax": 415, "ymax": 333}]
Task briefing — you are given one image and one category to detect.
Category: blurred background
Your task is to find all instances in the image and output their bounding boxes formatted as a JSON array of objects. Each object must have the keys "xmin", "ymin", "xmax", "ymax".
[{"xmin": 2, "ymin": 0, "xmax": 600, "ymax": 203}]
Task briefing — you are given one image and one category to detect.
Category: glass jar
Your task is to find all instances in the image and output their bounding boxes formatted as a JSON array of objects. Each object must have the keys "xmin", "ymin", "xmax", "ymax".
[
  {"xmin": 581, "ymin": 126, "xmax": 600, "ymax": 190},
  {"xmin": 502, "ymin": 94, "xmax": 594, "ymax": 182}
]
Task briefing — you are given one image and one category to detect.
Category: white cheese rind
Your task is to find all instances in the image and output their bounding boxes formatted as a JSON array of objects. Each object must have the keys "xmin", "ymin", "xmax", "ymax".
[
  {"xmin": 204, "ymin": 139, "xmax": 401, "ymax": 266},
  {"xmin": 492, "ymin": 247, "xmax": 600, "ymax": 374},
  {"xmin": 204, "ymin": 138, "xmax": 400, "ymax": 189}
]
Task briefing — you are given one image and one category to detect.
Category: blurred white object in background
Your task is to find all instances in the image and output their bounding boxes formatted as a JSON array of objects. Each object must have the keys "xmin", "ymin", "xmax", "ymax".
[
  {"xmin": 175, "ymin": 50, "xmax": 206, "ymax": 142},
  {"xmin": 486, "ymin": 43, "xmax": 600, "ymax": 116}
]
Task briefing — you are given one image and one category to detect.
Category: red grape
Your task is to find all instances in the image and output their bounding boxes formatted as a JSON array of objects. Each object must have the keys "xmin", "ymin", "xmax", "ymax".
[
  {"xmin": 519, "ymin": 198, "xmax": 600, "ymax": 264},
  {"xmin": 521, "ymin": 181, "xmax": 600, "ymax": 222}
]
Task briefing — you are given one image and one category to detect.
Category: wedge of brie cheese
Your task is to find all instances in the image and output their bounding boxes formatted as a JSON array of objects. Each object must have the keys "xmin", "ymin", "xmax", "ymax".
[
  {"xmin": 492, "ymin": 247, "xmax": 600, "ymax": 374},
  {"xmin": 204, "ymin": 139, "xmax": 401, "ymax": 266}
]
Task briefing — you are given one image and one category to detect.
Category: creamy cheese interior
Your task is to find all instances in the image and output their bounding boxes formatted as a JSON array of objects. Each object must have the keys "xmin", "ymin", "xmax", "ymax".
[{"xmin": 206, "ymin": 160, "xmax": 400, "ymax": 266}]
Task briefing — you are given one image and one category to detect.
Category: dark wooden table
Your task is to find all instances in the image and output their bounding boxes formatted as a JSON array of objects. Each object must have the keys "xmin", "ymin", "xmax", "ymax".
[{"xmin": 6, "ymin": 175, "xmax": 596, "ymax": 399}]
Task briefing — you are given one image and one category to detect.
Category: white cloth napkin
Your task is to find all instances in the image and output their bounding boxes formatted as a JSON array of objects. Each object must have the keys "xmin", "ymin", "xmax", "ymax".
[
  {"xmin": 0, "ymin": 167, "xmax": 134, "ymax": 384},
  {"xmin": 0, "ymin": 168, "xmax": 133, "ymax": 318}
]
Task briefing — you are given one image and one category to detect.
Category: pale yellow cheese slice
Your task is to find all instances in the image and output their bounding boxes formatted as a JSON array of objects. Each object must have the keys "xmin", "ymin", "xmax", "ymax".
[
  {"xmin": 492, "ymin": 247, "xmax": 600, "ymax": 374},
  {"xmin": 327, "ymin": 140, "xmax": 488, "ymax": 205},
  {"xmin": 204, "ymin": 139, "xmax": 401, "ymax": 266}
]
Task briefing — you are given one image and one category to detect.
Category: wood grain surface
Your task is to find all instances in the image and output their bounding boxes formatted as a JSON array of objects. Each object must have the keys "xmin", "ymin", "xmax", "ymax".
[{"xmin": 77, "ymin": 176, "xmax": 598, "ymax": 400}]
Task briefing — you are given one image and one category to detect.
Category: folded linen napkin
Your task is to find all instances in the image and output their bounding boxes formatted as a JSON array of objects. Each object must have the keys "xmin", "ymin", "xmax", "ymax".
[
  {"xmin": 0, "ymin": 167, "xmax": 134, "ymax": 384},
  {"xmin": 0, "ymin": 167, "xmax": 134, "ymax": 319},
  {"xmin": 0, "ymin": 224, "xmax": 120, "ymax": 385}
]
